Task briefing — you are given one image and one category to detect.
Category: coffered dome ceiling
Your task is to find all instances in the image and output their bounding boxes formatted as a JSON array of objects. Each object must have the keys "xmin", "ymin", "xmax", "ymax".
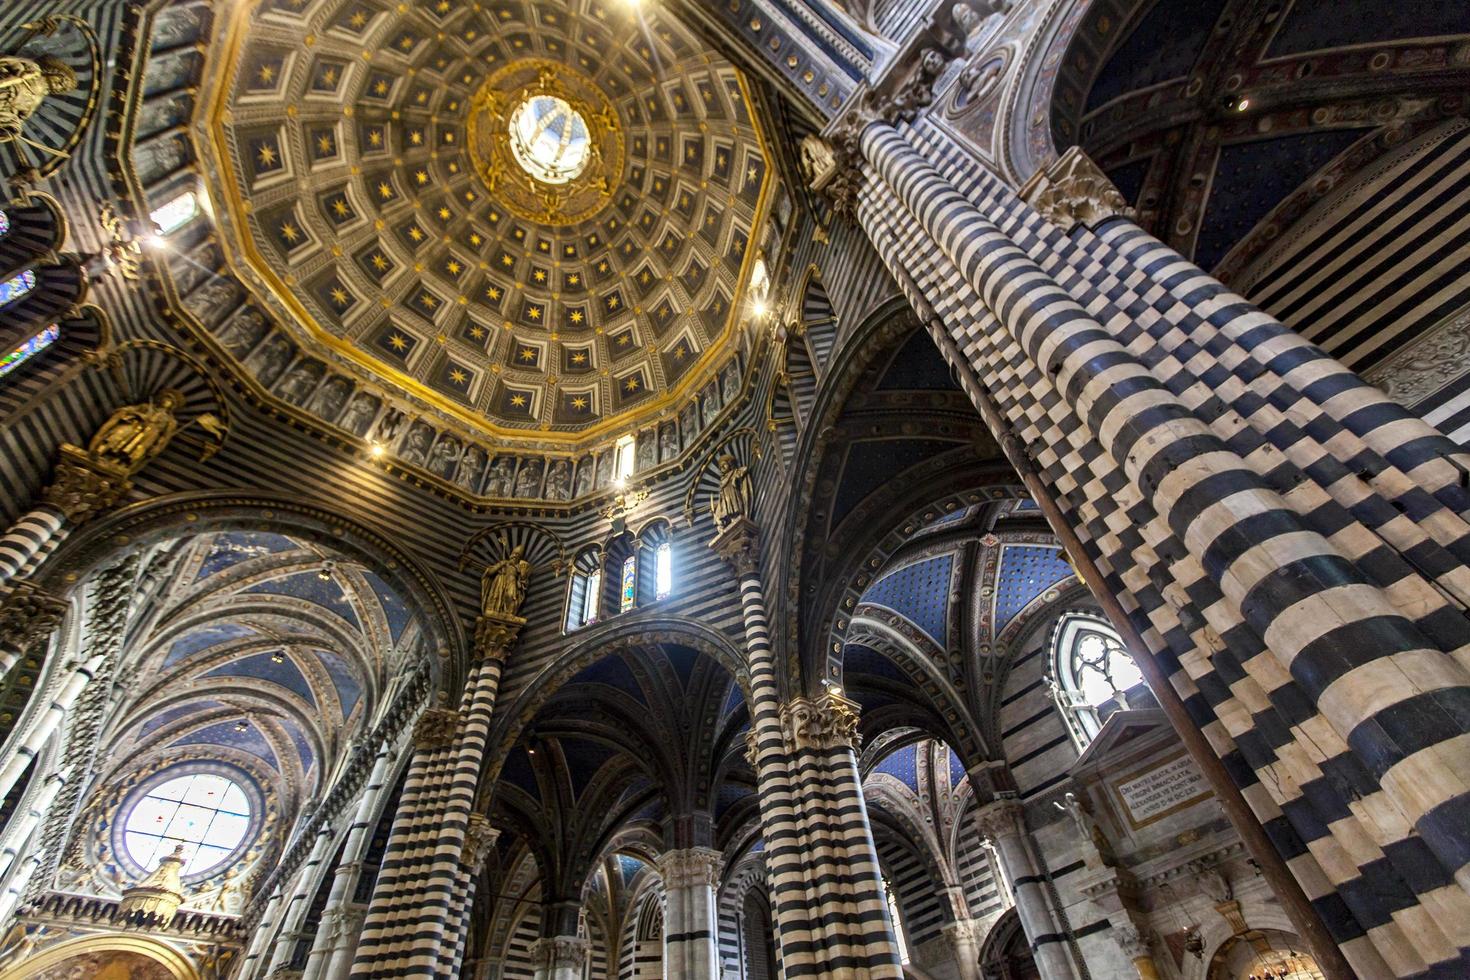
[{"xmin": 200, "ymin": 0, "xmax": 771, "ymax": 444}]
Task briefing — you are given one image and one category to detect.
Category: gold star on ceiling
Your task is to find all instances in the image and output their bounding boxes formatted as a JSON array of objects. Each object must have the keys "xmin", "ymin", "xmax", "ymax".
[
  {"xmin": 519, "ymin": 348, "xmax": 537, "ymax": 361},
  {"xmin": 389, "ymin": 333, "xmax": 408, "ymax": 350},
  {"xmin": 487, "ymin": 286, "xmax": 502, "ymax": 300},
  {"xmin": 408, "ymin": 226, "xmax": 424, "ymax": 242},
  {"xmin": 673, "ymin": 345, "xmax": 687, "ymax": 360},
  {"xmin": 469, "ymin": 325, "xmax": 485, "ymax": 339},
  {"xmin": 257, "ymin": 143, "xmax": 278, "ymax": 166},
  {"xmin": 624, "ymin": 376, "xmax": 640, "ymax": 392},
  {"xmin": 370, "ymin": 253, "xmax": 388, "ymax": 270},
  {"xmin": 617, "ymin": 334, "xmax": 630, "ymax": 346},
  {"xmin": 257, "ymin": 64, "xmax": 276, "ymax": 84},
  {"xmin": 368, "ymin": 129, "xmax": 383, "ymax": 146},
  {"xmin": 446, "ymin": 260, "xmax": 461, "ymax": 275},
  {"xmin": 528, "ymin": 307, "xmax": 541, "ymax": 320},
  {"xmin": 378, "ymin": 182, "xmax": 393, "ymax": 199},
  {"xmin": 374, "ymin": 80, "xmax": 389, "ymax": 96},
  {"xmin": 449, "ymin": 367, "xmax": 467, "ymax": 383},
  {"xmin": 280, "ymin": 221, "xmax": 300, "ymax": 242},
  {"xmin": 420, "ymin": 293, "xmax": 438, "ymax": 310},
  {"xmin": 332, "ymin": 199, "xmax": 350, "ymax": 217},
  {"xmin": 318, "ymin": 134, "xmax": 335, "ymax": 154},
  {"xmin": 349, "ymin": 10, "xmax": 367, "ymax": 27},
  {"xmin": 570, "ymin": 311, "xmax": 584, "ymax": 324},
  {"xmin": 571, "ymin": 396, "xmax": 588, "ymax": 410},
  {"xmin": 330, "ymin": 286, "xmax": 349, "ymax": 305},
  {"xmin": 510, "ymin": 394, "xmax": 527, "ymax": 407},
  {"xmin": 415, "ymin": 171, "xmax": 429, "ymax": 185},
  {"xmin": 571, "ymin": 351, "xmax": 588, "ymax": 364}
]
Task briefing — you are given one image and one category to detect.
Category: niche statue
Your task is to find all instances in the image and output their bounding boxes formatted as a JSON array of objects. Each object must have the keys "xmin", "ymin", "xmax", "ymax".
[
  {"xmin": 0, "ymin": 54, "xmax": 77, "ymax": 143},
  {"xmin": 88, "ymin": 390, "xmax": 184, "ymax": 474},
  {"xmin": 481, "ymin": 545, "xmax": 531, "ymax": 619},
  {"xmin": 711, "ymin": 455, "xmax": 753, "ymax": 531}
]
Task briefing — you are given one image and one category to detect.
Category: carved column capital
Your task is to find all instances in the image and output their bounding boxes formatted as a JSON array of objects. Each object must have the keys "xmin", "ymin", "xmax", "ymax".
[
  {"xmin": 1112, "ymin": 922, "xmax": 1152, "ymax": 960},
  {"xmin": 413, "ymin": 707, "xmax": 461, "ymax": 749},
  {"xmin": 0, "ymin": 581, "xmax": 69, "ymax": 650},
  {"xmin": 709, "ymin": 516, "xmax": 760, "ymax": 577},
  {"xmin": 974, "ymin": 797, "xmax": 1025, "ymax": 839},
  {"xmin": 657, "ymin": 847, "xmax": 723, "ymax": 891},
  {"xmin": 531, "ymin": 936, "xmax": 588, "ymax": 971},
  {"xmin": 42, "ymin": 444, "xmax": 132, "ymax": 523},
  {"xmin": 1021, "ymin": 146, "xmax": 1136, "ymax": 232},
  {"xmin": 780, "ymin": 692, "xmax": 861, "ymax": 754},
  {"xmin": 461, "ymin": 814, "xmax": 500, "ymax": 872},
  {"xmin": 473, "ymin": 611, "xmax": 525, "ymax": 663}
]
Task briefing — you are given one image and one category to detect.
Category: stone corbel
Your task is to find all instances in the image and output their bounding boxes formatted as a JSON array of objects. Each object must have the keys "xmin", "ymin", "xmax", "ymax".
[
  {"xmin": 709, "ymin": 515, "xmax": 760, "ymax": 577},
  {"xmin": 1021, "ymin": 146, "xmax": 1136, "ymax": 233},
  {"xmin": 531, "ymin": 936, "xmax": 588, "ymax": 971},
  {"xmin": 41, "ymin": 444, "xmax": 132, "ymax": 522},
  {"xmin": 473, "ymin": 611, "xmax": 526, "ymax": 663}
]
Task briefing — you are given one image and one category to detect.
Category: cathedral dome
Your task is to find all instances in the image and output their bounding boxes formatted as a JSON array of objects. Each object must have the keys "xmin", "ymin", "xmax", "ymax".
[{"xmin": 199, "ymin": 0, "xmax": 771, "ymax": 446}]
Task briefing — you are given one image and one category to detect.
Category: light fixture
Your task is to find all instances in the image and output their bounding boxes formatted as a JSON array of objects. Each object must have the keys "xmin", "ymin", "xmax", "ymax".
[
  {"xmin": 317, "ymin": 560, "xmax": 336, "ymax": 582},
  {"xmin": 1236, "ymin": 96, "xmax": 1251, "ymax": 111},
  {"xmin": 368, "ymin": 441, "xmax": 385, "ymax": 458},
  {"xmin": 750, "ymin": 297, "xmax": 769, "ymax": 320},
  {"xmin": 270, "ymin": 651, "xmax": 285, "ymax": 663},
  {"xmin": 234, "ymin": 720, "xmax": 249, "ymax": 732}
]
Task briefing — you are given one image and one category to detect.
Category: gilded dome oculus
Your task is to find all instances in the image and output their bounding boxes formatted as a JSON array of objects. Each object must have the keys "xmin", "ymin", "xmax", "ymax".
[{"xmin": 508, "ymin": 95, "xmax": 590, "ymax": 185}]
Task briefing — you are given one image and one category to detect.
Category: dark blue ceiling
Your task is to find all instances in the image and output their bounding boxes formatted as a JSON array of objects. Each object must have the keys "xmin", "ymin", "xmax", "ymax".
[
  {"xmin": 1268, "ymin": 0, "xmax": 1467, "ymax": 56},
  {"xmin": 1085, "ymin": 0, "xmax": 1220, "ymax": 112},
  {"xmin": 861, "ymin": 553, "xmax": 954, "ymax": 644}
]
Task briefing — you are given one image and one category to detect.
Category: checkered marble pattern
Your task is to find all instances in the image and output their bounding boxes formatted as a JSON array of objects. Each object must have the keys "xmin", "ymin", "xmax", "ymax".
[{"xmin": 855, "ymin": 118, "xmax": 1470, "ymax": 978}]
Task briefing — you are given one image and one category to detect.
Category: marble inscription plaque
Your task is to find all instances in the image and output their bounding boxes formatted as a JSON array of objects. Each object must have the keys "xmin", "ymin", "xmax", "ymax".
[{"xmin": 1114, "ymin": 752, "xmax": 1211, "ymax": 828}]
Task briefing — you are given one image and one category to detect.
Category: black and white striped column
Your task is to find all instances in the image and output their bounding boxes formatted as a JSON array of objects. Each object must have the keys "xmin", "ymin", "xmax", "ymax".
[
  {"xmin": 975, "ymin": 799, "xmax": 1079, "ymax": 980},
  {"xmin": 853, "ymin": 118, "xmax": 1470, "ymax": 977},
  {"xmin": 0, "ymin": 506, "xmax": 68, "ymax": 588},
  {"xmin": 710, "ymin": 517, "xmax": 904, "ymax": 979},
  {"xmin": 658, "ymin": 847, "xmax": 722, "ymax": 980}
]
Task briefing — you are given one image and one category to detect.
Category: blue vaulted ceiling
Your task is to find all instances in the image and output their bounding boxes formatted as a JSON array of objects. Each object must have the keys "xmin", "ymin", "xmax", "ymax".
[
  {"xmin": 993, "ymin": 545, "xmax": 1073, "ymax": 632},
  {"xmin": 861, "ymin": 554, "xmax": 954, "ymax": 644}
]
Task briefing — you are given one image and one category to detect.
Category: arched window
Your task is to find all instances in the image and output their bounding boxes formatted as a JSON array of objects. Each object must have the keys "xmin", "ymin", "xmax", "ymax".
[
  {"xmin": 565, "ymin": 547, "xmax": 603, "ymax": 631},
  {"xmin": 0, "ymin": 269, "xmax": 37, "ymax": 308},
  {"xmin": 655, "ymin": 542, "xmax": 672, "ymax": 600},
  {"xmin": 882, "ymin": 873, "xmax": 910, "ymax": 964},
  {"xmin": 1, "ymin": 323, "xmax": 60, "ymax": 381},
  {"xmin": 1049, "ymin": 613, "xmax": 1146, "ymax": 749},
  {"xmin": 120, "ymin": 769, "xmax": 256, "ymax": 876},
  {"xmin": 619, "ymin": 553, "xmax": 637, "ymax": 613},
  {"xmin": 150, "ymin": 189, "xmax": 200, "ymax": 236},
  {"xmin": 0, "ymin": 208, "xmax": 10, "ymax": 237}
]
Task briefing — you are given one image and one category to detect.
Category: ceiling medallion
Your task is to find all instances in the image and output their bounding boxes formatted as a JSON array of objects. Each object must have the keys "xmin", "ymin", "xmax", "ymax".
[{"xmin": 468, "ymin": 59, "xmax": 624, "ymax": 226}]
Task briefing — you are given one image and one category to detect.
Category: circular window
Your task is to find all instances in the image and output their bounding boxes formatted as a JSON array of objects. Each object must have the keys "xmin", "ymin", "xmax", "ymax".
[
  {"xmin": 122, "ymin": 772, "xmax": 253, "ymax": 876},
  {"xmin": 507, "ymin": 95, "xmax": 591, "ymax": 184}
]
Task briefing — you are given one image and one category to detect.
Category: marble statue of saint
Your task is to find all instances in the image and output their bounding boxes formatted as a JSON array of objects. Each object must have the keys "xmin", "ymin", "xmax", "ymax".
[
  {"xmin": 458, "ymin": 446, "xmax": 488, "ymax": 492},
  {"xmin": 481, "ymin": 545, "xmax": 531, "ymax": 618},
  {"xmin": 711, "ymin": 454, "xmax": 753, "ymax": 530},
  {"xmin": 339, "ymin": 393, "xmax": 377, "ymax": 436},
  {"xmin": 428, "ymin": 436, "xmax": 462, "ymax": 479},
  {"xmin": 1055, "ymin": 792, "xmax": 1113, "ymax": 869},
  {"xmin": 485, "ymin": 456, "xmax": 516, "ymax": 497},
  {"xmin": 953, "ymin": 2, "xmax": 981, "ymax": 35},
  {"xmin": 573, "ymin": 457, "xmax": 593, "ymax": 498},
  {"xmin": 307, "ymin": 377, "xmax": 351, "ymax": 420},
  {"xmin": 0, "ymin": 54, "xmax": 76, "ymax": 143},
  {"xmin": 398, "ymin": 424, "xmax": 432, "ymax": 466},
  {"xmin": 89, "ymin": 390, "xmax": 184, "ymax": 473},
  {"xmin": 659, "ymin": 423, "xmax": 678, "ymax": 462}
]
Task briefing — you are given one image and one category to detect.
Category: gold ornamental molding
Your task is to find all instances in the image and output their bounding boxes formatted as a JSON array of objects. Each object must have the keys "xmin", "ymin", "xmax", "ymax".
[{"xmin": 467, "ymin": 59, "xmax": 624, "ymax": 227}]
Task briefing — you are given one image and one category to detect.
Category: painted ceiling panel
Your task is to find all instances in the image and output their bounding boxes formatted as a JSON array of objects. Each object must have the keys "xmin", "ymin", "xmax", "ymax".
[
  {"xmin": 993, "ymin": 545, "xmax": 1073, "ymax": 632},
  {"xmin": 138, "ymin": 700, "xmax": 223, "ymax": 737},
  {"xmin": 570, "ymin": 655, "xmax": 647, "ymax": 705},
  {"xmin": 203, "ymin": 652, "xmax": 317, "ymax": 706},
  {"xmin": 501, "ymin": 746, "xmax": 540, "ymax": 801},
  {"xmin": 193, "ymin": 531, "xmax": 298, "ymax": 582},
  {"xmin": 1268, "ymin": 0, "xmax": 1467, "ymax": 56},
  {"xmin": 875, "ymin": 330, "xmax": 960, "ymax": 391},
  {"xmin": 163, "ymin": 623, "xmax": 257, "ymax": 668},
  {"xmin": 664, "ymin": 644, "xmax": 700, "ymax": 690},
  {"xmin": 861, "ymin": 554, "xmax": 954, "ymax": 644},
  {"xmin": 362, "ymin": 569, "xmax": 413, "ymax": 644},
  {"xmin": 316, "ymin": 649, "xmax": 364, "ymax": 718},
  {"xmin": 832, "ymin": 441, "xmax": 959, "ymax": 531},
  {"xmin": 560, "ymin": 737, "xmax": 619, "ymax": 801},
  {"xmin": 174, "ymin": 721, "xmax": 279, "ymax": 770},
  {"xmin": 844, "ymin": 644, "xmax": 911, "ymax": 686},
  {"xmin": 874, "ymin": 743, "xmax": 919, "ymax": 791},
  {"xmin": 1196, "ymin": 129, "xmax": 1368, "ymax": 271},
  {"xmin": 947, "ymin": 745, "xmax": 967, "ymax": 789},
  {"xmin": 714, "ymin": 781, "xmax": 753, "ymax": 820},
  {"xmin": 245, "ymin": 572, "xmax": 362, "ymax": 628},
  {"xmin": 1085, "ymin": 0, "xmax": 1220, "ymax": 112}
]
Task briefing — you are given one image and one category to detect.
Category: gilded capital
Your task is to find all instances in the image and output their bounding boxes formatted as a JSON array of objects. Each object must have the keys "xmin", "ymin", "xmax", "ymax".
[
  {"xmin": 462, "ymin": 814, "xmax": 500, "ymax": 872},
  {"xmin": 1022, "ymin": 146, "xmax": 1136, "ymax": 232},
  {"xmin": 41, "ymin": 444, "xmax": 132, "ymax": 523},
  {"xmin": 474, "ymin": 611, "xmax": 526, "ymax": 663},
  {"xmin": 780, "ymin": 691, "xmax": 861, "ymax": 754},
  {"xmin": 709, "ymin": 515, "xmax": 760, "ymax": 577},
  {"xmin": 0, "ymin": 581, "xmax": 69, "ymax": 650},
  {"xmin": 413, "ymin": 707, "xmax": 461, "ymax": 749}
]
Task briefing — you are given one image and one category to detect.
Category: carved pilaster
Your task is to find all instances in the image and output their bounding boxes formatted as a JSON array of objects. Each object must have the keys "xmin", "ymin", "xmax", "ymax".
[
  {"xmin": 462, "ymin": 814, "xmax": 500, "ymax": 872},
  {"xmin": 1021, "ymin": 146, "xmax": 1137, "ymax": 232},
  {"xmin": 780, "ymin": 692, "xmax": 860, "ymax": 754},
  {"xmin": 473, "ymin": 611, "xmax": 526, "ymax": 663},
  {"xmin": 0, "ymin": 581, "xmax": 69, "ymax": 649},
  {"xmin": 743, "ymin": 728, "xmax": 760, "ymax": 768},
  {"xmin": 41, "ymin": 444, "xmax": 132, "ymax": 522},
  {"xmin": 709, "ymin": 516, "xmax": 760, "ymax": 577},
  {"xmin": 413, "ymin": 707, "xmax": 461, "ymax": 750},
  {"xmin": 531, "ymin": 936, "xmax": 588, "ymax": 971},
  {"xmin": 657, "ymin": 847, "xmax": 723, "ymax": 891}
]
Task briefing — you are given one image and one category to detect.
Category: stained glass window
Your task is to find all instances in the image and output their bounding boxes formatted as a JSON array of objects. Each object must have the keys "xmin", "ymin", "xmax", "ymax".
[
  {"xmin": 582, "ymin": 569, "xmax": 601, "ymax": 626},
  {"xmin": 0, "ymin": 208, "xmax": 10, "ymax": 237},
  {"xmin": 0, "ymin": 324, "xmax": 59, "ymax": 380},
  {"xmin": 123, "ymin": 772, "xmax": 252, "ymax": 875},
  {"xmin": 0, "ymin": 269, "xmax": 37, "ymax": 308},
  {"xmin": 655, "ymin": 542, "xmax": 672, "ymax": 600},
  {"xmin": 620, "ymin": 554, "xmax": 637, "ymax": 612}
]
